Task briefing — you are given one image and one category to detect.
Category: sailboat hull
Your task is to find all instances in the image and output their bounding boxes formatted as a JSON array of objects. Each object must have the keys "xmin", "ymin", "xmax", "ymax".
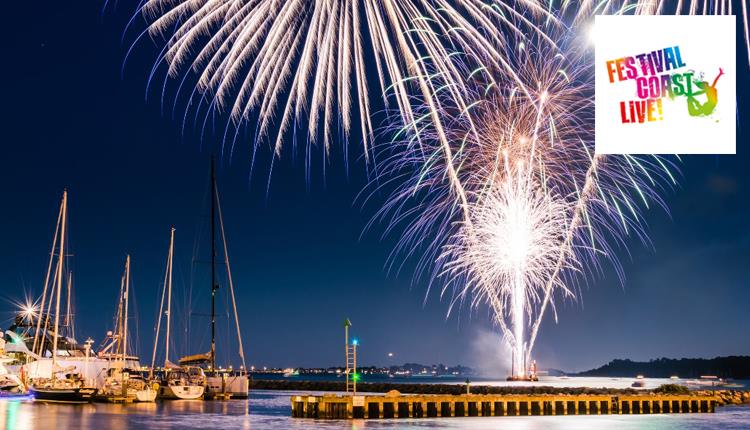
[
  {"xmin": 135, "ymin": 388, "xmax": 158, "ymax": 402},
  {"xmin": 160, "ymin": 385, "xmax": 204, "ymax": 400},
  {"xmin": 30, "ymin": 387, "xmax": 97, "ymax": 403}
]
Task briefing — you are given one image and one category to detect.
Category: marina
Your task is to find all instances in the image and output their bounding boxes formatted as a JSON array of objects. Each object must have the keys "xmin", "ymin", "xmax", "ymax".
[{"xmin": 0, "ymin": 164, "xmax": 249, "ymax": 405}]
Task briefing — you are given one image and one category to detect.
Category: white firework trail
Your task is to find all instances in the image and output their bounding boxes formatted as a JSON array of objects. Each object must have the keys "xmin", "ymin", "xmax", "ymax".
[
  {"xmin": 136, "ymin": 0, "xmax": 561, "ymax": 199},
  {"xmin": 367, "ymin": 23, "xmax": 679, "ymax": 375},
  {"xmin": 445, "ymin": 156, "xmax": 573, "ymax": 377}
]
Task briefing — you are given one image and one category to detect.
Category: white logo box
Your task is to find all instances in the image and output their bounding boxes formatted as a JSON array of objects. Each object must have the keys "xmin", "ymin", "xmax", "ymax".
[{"xmin": 594, "ymin": 15, "xmax": 736, "ymax": 155}]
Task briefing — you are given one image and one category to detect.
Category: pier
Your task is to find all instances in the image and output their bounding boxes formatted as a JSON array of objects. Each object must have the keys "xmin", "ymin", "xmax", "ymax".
[{"xmin": 291, "ymin": 392, "xmax": 718, "ymax": 419}]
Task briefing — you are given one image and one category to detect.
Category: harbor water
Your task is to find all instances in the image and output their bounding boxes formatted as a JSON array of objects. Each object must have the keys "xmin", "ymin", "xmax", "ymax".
[{"xmin": 1, "ymin": 376, "xmax": 748, "ymax": 429}]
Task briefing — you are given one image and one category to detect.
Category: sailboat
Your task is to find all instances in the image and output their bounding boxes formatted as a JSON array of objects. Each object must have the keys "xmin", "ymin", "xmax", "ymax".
[
  {"xmin": 96, "ymin": 256, "xmax": 157, "ymax": 402},
  {"xmin": 27, "ymin": 190, "xmax": 98, "ymax": 403},
  {"xmin": 5, "ymin": 191, "xmax": 129, "ymax": 386},
  {"xmin": 179, "ymin": 158, "xmax": 248, "ymax": 399},
  {"xmin": 152, "ymin": 228, "xmax": 206, "ymax": 400}
]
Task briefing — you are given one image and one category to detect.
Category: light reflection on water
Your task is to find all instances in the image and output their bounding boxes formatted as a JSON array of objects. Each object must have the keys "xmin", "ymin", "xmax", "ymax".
[{"xmin": 0, "ymin": 390, "xmax": 747, "ymax": 430}]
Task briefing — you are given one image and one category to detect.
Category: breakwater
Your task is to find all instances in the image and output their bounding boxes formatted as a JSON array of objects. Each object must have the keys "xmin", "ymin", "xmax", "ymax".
[
  {"xmin": 291, "ymin": 392, "xmax": 719, "ymax": 419},
  {"xmin": 707, "ymin": 390, "xmax": 750, "ymax": 405},
  {"xmin": 262, "ymin": 379, "xmax": 750, "ymax": 420},
  {"xmin": 252, "ymin": 379, "xmax": 650, "ymax": 395}
]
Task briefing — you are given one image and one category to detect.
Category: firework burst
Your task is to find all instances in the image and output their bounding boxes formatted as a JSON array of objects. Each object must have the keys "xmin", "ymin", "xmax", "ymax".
[
  {"xmin": 138, "ymin": 0, "xmax": 555, "ymax": 159},
  {"xmin": 369, "ymin": 23, "xmax": 678, "ymax": 374},
  {"xmin": 134, "ymin": 0, "xmax": 747, "ymax": 150},
  {"xmin": 131, "ymin": 0, "xmax": 745, "ymax": 204},
  {"xmin": 446, "ymin": 156, "xmax": 573, "ymax": 376}
]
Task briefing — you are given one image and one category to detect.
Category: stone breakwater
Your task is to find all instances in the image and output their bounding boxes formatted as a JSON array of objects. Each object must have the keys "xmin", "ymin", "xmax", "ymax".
[
  {"xmin": 252, "ymin": 379, "xmax": 748, "ymax": 402},
  {"xmin": 703, "ymin": 390, "xmax": 750, "ymax": 406},
  {"xmin": 251, "ymin": 379, "xmax": 642, "ymax": 395}
]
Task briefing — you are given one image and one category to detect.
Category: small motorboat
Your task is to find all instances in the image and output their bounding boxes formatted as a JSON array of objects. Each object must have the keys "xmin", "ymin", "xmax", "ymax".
[
  {"xmin": 631, "ymin": 375, "xmax": 646, "ymax": 388},
  {"xmin": 0, "ymin": 357, "xmax": 24, "ymax": 394},
  {"xmin": 685, "ymin": 376, "xmax": 729, "ymax": 387},
  {"xmin": 283, "ymin": 368, "xmax": 299, "ymax": 378}
]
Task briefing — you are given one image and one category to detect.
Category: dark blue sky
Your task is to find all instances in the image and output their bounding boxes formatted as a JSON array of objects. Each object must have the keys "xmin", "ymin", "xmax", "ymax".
[{"xmin": 1, "ymin": 3, "xmax": 747, "ymax": 373}]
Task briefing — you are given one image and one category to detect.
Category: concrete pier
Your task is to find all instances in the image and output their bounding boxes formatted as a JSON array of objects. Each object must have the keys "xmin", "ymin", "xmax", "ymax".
[{"xmin": 291, "ymin": 392, "xmax": 717, "ymax": 419}]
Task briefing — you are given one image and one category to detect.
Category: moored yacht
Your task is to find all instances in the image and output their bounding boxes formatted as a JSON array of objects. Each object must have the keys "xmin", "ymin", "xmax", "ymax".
[
  {"xmin": 159, "ymin": 366, "xmax": 206, "ymax": 400},
  {"xmin": 181, "ymin": 159, "xmax": 249, "ymax": 400},
  {"xmin": 150, "ymin": 228, "xmax": 205, "ymax": 400},
  {"xmin": 98, "ymin": 363, "xmax": 157, "ymax": 403},
  {"xmin": 96, "ymin": 256, "xmax": 157, "ymax": 403},
  {"xmin": 26, "ymin": 191, "xmax": 98, "ymax": 403}
]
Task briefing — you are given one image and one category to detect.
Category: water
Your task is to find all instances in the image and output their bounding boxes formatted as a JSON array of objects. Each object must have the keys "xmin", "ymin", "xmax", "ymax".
[
  {"xmin": 1, "ymin": 378, "xmax": 748, "ymax": 430},
  {"xmin": 260, "ymin": 373, "xmax": 749, "ymax": 391}
]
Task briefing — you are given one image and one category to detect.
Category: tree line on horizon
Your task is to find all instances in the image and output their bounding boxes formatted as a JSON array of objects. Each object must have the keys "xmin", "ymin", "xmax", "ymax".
[{"xmin": 577, "ymin": 356, "xmax": 750, "ymax": 379}]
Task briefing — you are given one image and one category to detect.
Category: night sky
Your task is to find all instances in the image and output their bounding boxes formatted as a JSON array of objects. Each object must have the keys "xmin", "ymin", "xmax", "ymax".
[{"xmin": 1, "ymin": 3, "xmax": 748, "ymax": 374}]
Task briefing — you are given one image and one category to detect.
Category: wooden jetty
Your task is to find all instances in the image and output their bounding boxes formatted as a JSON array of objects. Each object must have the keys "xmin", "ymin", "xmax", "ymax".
[{"xmin": 291, "ymin": 391, "xmax": 718, "ymax": 419}]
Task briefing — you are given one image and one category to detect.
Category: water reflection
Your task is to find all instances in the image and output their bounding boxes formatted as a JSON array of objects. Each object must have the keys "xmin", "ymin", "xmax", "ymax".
[
  {"xmin": 0, "ymin": 391, "xmax": 746, "ymax": 430},
  {"xmin": 1, "ymin": 399, "xmax": 31, "ymax": 430}
]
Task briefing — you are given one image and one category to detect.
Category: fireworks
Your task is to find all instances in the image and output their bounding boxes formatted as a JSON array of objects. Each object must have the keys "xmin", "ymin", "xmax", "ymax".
[
  {"xmin": 370, "ymin": 24, "xmax": 678, "ymax": 375},
  {"xmin": 134, "ymin": 0, "xmax": 744, "ymax": 373},
  {"xmin": 137, "ymin": 0, "xmax": 747, "ymax": 151},
  {"xmin": 447, "ymin": 156, "xmax": 572, "ymax": 376},
  {"xmin": 139, "ymin": 0, "xmax": 555, "ymax": 161}
]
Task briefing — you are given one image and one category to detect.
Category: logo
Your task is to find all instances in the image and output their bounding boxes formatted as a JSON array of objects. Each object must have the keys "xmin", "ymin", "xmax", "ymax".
[{"xmin": 595, "ymin": 15, "xmax": 736, "ymax": 154}]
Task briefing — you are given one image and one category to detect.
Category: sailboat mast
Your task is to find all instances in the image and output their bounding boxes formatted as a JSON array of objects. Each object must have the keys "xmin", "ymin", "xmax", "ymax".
[
  {"xmin": 117, "ymin": 274, "xmax": 125, "ymax": 358},
  {"xmin": 165, "ymin": 228, "xmax": 175, "ymax": 368},
  {"xmin": 66, "ymin": 271, "xmax": 74, "ymax": 342},
  {"xmin": 52, "ymin": 190, "xmax": 68, "ymax": 366},
  {"xmin": 123, "ymin": 255, "xmax": 130, "ymax": 361},
  {"xmin": 151, "ymin": 228, "xmax": 173, "ymax": 377},
  {"xmin": 210, "ymin": 157, "xmax": 217, "ymax": 371},
  {"xmin": 32, "ymin": 197, "xmax": 63, "ymax": 356},
  {"xmin": 214, "ymin": 187, "xmax": 247, "ymax": 370}
]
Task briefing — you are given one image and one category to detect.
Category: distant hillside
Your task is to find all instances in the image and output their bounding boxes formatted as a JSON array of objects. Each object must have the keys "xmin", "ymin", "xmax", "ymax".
[{"xmin": 577, "ymin": 356, "xmax": 750, "ymax": 379}]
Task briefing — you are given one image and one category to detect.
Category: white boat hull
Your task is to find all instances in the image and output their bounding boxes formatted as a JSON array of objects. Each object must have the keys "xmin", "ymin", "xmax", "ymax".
[
  {"xmin": 135, "ymin": 388, "xmax": 157, "ymax": 402},
  {"xmin": 160, "ymin": 384, "xmax": 204, "ymax": 400},
  {"xmin": 16, "ymin": 357, "xmax": 141, "ymax": 388},
  {"xmin": 205, "ymin": 375, "xmax": 248, "ymax": 399}
]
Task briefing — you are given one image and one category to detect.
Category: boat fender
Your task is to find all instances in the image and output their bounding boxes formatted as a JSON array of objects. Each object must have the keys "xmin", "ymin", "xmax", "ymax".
[{"xmin": 152, "ymin": 382, "xmax": 160, "ymax": 392}]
